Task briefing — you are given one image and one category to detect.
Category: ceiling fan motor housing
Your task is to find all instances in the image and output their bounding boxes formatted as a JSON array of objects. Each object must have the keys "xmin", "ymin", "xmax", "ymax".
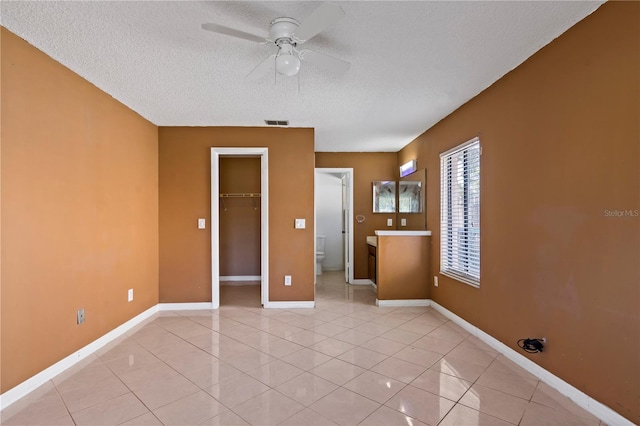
[
  {"xmin": 269, "ymin": 18, "xmax": 300, "ymax": 45},
  {"xmin": 270, "ymin": 18, "xmax": 302, "ymax": 76}
]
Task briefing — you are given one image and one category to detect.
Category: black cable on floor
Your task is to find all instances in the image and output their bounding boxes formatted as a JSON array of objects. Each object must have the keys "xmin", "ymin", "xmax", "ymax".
[{"xmin": 517, "ymin": 338, "xmax": 545, "ymax": 353}]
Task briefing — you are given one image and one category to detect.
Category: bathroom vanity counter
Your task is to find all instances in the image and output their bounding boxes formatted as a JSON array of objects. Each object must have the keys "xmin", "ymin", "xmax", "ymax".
[
  {"xmin": 367, "ymin": 231, "xmax": 431, "ymax": 247},
  {"xmin": 374, "ymin": 230, "xmax": 431, "ymax": 237},
  {"xmin": 371, "ymin": 230, "xmax": 432, "ymax": 304}
]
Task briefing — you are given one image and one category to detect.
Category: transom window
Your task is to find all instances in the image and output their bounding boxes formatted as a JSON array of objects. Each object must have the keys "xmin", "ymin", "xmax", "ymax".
[{"xmin": 440, "ymin": 137, "xmax": 480, "ymax": 287}]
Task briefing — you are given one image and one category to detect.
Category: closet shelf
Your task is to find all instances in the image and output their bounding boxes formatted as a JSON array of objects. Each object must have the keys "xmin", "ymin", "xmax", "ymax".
[{"xmin": 220, "ymin": 193, "xmax": 261, "ymax": 198}]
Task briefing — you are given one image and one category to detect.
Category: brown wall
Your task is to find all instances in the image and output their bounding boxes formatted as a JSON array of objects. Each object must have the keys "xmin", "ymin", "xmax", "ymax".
[
  {"xmin": 219, "ymin": 157, "xmax": 261, "ymax": 277},
  {"xmin": 376, "ymin": 236, "xmax": 430, "ymax": 300},
  {"xmin": 1, "ymin": 28, "xmax": 159, "ymax": 392},
  {"xmin": 159, "ymin": 127, "xmax": 315, "ymax": 303},
  {"xmin": 399, "ymin": 2, "xmax": 639, "ymax": 422},
  {"xmin": 315, "ymin": 153, "xmax": 398, "ymax": 279}
]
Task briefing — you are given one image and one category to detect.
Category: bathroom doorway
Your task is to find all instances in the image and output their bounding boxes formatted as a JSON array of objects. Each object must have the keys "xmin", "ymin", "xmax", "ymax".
[
  {"xmin": 211, "ymin": 148, "xmax": 269, "ymax": 309},
  {"xmin": 315, "ymin": 168, "xmax": 354, "ymax": 284}
]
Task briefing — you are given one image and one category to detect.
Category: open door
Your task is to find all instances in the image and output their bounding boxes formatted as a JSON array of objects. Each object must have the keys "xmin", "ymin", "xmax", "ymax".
[
  {"xmin": 343, "ymin": 174, "xmax": 350, "ymax": 283},
  {"xmin": 315, "ymin": 168, "xmax": 354, "ymax": 283}
]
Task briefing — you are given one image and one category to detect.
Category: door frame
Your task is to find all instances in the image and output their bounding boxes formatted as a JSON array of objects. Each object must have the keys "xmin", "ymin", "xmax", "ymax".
[
  {"xmin": 211, "ymin": 148, "xmax": 269, "ymax": 308},
  {"xmin": 314, "ymin": 168, "xmax": 354, "ymax": 284}
]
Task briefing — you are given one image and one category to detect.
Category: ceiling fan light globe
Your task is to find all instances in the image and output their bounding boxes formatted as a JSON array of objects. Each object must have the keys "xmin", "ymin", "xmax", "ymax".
[{"xmin": 276, "ymin": 54, "xmax": 301, "ymax": 76}]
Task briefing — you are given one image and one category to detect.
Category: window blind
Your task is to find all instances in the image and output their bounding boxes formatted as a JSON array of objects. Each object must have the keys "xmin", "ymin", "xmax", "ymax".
[{"xmin": 440, "ymin": 137, "xmax": 480, "ymax": 287}]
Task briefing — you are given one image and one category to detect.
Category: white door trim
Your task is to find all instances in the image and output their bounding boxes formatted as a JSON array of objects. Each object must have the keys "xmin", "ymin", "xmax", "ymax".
[
  {"xmin": 211, "ymin": 148, "xmax": 269, "ymax": 308},
  {"xmin": 314, "ymin": 168, "xmax": 354, "ymax": 284}
]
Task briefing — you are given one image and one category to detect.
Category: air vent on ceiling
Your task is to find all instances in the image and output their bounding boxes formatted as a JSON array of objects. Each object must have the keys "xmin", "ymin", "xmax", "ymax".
[{"xmin": 265, "ymin": 120, "xmax": 289, "ymax": 126}]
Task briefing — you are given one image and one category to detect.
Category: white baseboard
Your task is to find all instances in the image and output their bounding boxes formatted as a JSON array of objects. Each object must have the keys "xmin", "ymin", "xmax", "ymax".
[
  {"xmin": 219, "ymin": 275, "xmax": 261, "ymax": 282},
  {"xmin": 376, "ymin": 299, "xmax": 431, "ymax": 307},
  {"xmin": 429, "ymin": 301, "xmax": 633, "ymax": 426},
  {"xmin": 0, "ymin": 305, "xmax": 159, "ymax": 411},
  {"xmin": 264, "ymin": 301, "xmax": 315, "ymax": 309},
  {"xmin": 159, "ymin": 302, "xmax": 213, "ymax": 311},
  {"xmin": 350, "ymin": 279, "xmax": 374, "ymax": 285},
  {"xmin": 371, "ymin": 283, "xmax": 378, "ymax": 291}
]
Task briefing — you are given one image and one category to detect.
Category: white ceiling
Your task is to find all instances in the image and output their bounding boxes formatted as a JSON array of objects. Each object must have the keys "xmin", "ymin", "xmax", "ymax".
[{"xmin": 1, "ymin": 1, "xmax": 603, "ymax": 152}]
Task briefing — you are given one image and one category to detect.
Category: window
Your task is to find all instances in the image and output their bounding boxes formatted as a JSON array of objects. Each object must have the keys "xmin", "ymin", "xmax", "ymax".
[{"xmin": 440, "ymin": 137, "xmax": 480, "ymax": 287}]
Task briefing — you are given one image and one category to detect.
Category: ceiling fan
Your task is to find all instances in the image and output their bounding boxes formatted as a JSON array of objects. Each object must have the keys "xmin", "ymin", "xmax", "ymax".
[{"xmin": 201, "ymin": 2, "xmax": 350, "ymax": 79}]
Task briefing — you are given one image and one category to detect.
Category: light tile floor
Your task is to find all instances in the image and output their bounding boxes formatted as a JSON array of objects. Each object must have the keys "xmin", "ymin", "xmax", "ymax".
[{"xmin": 1, "ymin": 272, "xmax": 605, "ymax": 425}]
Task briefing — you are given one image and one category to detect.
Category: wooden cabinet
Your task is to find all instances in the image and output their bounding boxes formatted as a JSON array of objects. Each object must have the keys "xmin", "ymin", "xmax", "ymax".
[
  {"xmin": 367, "ymin": 244, "xmax": 376, "ymax": 283},
  {"xmin": 375, "ymin": 233, "xmax": 431, "ymax": 301}
]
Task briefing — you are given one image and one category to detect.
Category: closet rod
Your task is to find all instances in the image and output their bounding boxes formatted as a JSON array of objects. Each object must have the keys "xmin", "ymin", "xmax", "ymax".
[{"xmin": 219, "ymin": 193, "xmax": 261, "ymax": 198}]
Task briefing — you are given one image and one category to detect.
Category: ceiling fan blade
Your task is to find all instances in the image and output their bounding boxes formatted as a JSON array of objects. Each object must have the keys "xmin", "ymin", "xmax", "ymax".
[
  {"xmin": 300, "ymin": 50, "xmax": 350, "ymax": 74},
  {"xmin": 292, "ymin": 3, "xmax": 345, "ymax": 43},
  {"xmin": 201, "ymin": 23, "xmax": 268, "ymax": 44},
  {"xmin": 246, "ymin": 54, "xmax": 276, "ymax": 80}
]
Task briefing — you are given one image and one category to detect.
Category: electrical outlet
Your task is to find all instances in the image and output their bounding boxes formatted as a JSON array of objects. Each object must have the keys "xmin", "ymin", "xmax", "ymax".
[
  {"xmin": 434, "ymin": 276, "xmax": 439, "ymax": 287},
  {"xmin": 284, "ymin": 275, "xmax": 292, "ymax": 286},
  {"xmin": 198, "ymin": 218, "xmax": 206, "ymax": 229},
  {"xmin": 401, "ymin": 218, "xmax": 407, "ymax": 227},
  {"xmin": 128, "ymin": 289, "xmax": 134, "ymax": 302},
  {"xmin": 387, "ymin": 218, "xmax": 393, "ymax": 226},
  {"xmin": 77, "ymin": 308, "xmax": 85, "ymax": 325}
]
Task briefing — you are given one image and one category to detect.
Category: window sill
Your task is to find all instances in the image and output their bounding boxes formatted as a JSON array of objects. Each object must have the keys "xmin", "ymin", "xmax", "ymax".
[{"xmin": 440, "ymin": 271, "xmax": 480, "ymax": 288}]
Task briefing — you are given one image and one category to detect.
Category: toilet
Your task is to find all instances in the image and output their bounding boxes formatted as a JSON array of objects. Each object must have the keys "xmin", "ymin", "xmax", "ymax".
[{"xmin": 316, "ymin": 235, "xmax": 326, "ymax": 275}]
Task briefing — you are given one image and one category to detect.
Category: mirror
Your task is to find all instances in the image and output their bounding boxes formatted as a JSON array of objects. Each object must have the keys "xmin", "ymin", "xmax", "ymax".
[
  {"xmin": 373, "ymin": 181, "xmax": 396, "ymax": 213},
  {"xmin": 399, "ymin": 181, "xmax": 422, "ymax": 213},
  {"xmin": 397, "ymin": 169, "xmax": 427, "ymax": 230}
]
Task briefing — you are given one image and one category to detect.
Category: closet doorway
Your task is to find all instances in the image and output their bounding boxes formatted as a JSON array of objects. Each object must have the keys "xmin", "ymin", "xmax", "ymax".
[{"xmin": 211, "ymin": 148, "xmax": 269, "ymax": 309}]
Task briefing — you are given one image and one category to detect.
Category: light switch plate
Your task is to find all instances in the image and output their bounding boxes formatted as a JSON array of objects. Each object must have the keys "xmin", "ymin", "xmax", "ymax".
[
  {"xmin": 128, "ymin": 289, "xmax": 134, "ymax": 302},
  {"xmin": 401, "ymin": 218, "xmax": 407, "ymax": 227},
  {"xmin": 295, "ymin": 219, "xmax": 306, "ymax": 229},
  {"xmin": 284, "ymin": 275, "xmax": 292, "ymax": 286},
  {"xmin": 387, "ymin": 218, "xmax": 393, "ymax": 226},
  {"xmin": 198, "ymin": 218, "xmax": 206, "ymax": 229}
]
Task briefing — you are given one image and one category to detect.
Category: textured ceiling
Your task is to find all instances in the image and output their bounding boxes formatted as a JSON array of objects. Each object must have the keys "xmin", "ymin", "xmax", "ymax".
[{"xmin": 1, "ymin": 1, "xmax": 603, "ymax": 152}]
